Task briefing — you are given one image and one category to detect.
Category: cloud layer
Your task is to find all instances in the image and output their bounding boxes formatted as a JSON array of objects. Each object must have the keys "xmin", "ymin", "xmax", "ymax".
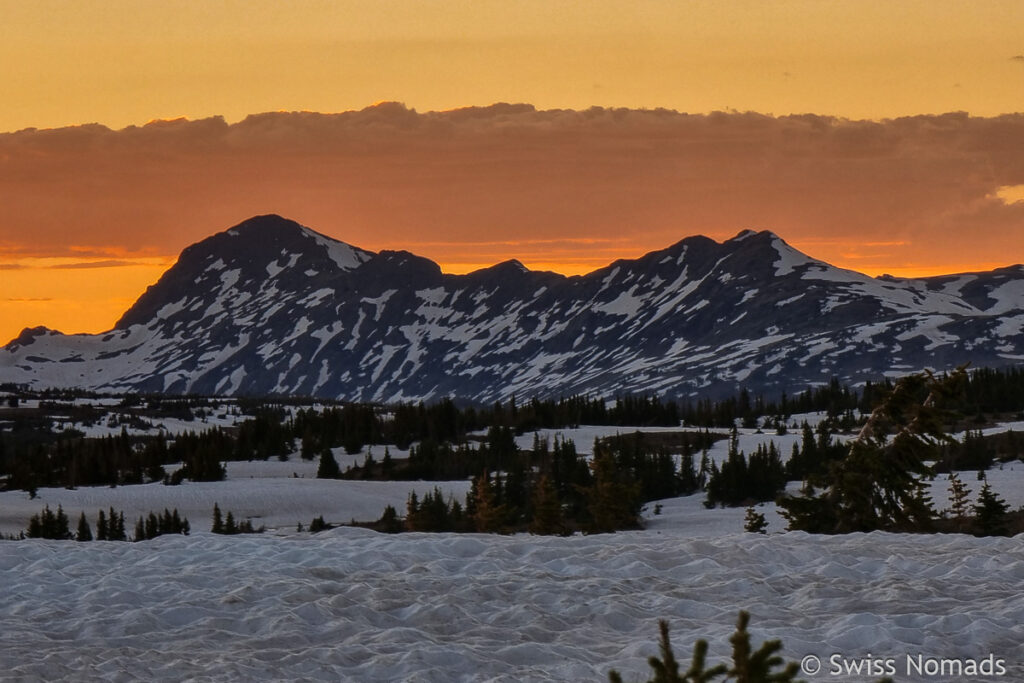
[{"xmin": 2, "ymin": 104, "xmax": 1024, "ymax": 275}]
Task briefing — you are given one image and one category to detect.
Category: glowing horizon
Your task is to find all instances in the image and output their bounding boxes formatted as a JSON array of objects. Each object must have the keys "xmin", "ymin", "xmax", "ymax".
[
  {"xmin": 3, "ymin": 224, "xmax": 1020, "ymax": 345},
  {"xmin": 2, "ymin": 2, "xmax": 1022, "ymax": 342}
]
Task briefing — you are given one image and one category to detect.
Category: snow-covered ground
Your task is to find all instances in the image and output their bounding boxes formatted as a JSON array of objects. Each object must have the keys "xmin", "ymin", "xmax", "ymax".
[
  {"xmin": 0, "ymin": 470, "xmax": 470, "ymax": 539},
  {"xmin": 3, "ymin": 528, "xmax": 1022, "ymax": 681},
  {"xmin": 2, "ymin": 420, "xmax": 1024, "ymax": 681}
]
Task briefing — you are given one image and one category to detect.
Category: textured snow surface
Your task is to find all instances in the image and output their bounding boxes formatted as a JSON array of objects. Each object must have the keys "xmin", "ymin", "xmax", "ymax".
[
  {"xmin": 4, "ymin": 419, "xmax": 1024, "ymax": 680},
  {"xmin": 3, "ymin": 530, "xmax": 1023, "ymax": 682}
]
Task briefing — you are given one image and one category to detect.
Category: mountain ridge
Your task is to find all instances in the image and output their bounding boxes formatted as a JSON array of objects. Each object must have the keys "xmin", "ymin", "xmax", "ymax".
[{"xmin": 3, "ymin": 214, "xmax": 1023, "ymax": 401}]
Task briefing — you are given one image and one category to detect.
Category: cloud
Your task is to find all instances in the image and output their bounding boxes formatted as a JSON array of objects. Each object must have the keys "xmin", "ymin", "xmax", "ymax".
[
  {"xmin": 0, "ymin": 258, "xmax": 167, "ymax": 270},
  {"xmin": 2, "ymin": 103, "xmax": 1024, "ymax": 275},
  {"xmin": 49, "ymin": 259, "xmax": 147, "ymax": 270},
  {"xmin": 4, "ymin": 297, "xmax": 53, "ymax": 302},
  {"xmin": 1012, "ymin": 55, "xmax": 1024, "ymax": 61}
]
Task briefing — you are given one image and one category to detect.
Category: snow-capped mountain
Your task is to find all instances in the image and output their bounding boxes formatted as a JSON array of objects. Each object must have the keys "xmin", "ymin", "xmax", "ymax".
[{"xmin": 3, "ymin": 214, "xmax": 1023, "ymax": 401}]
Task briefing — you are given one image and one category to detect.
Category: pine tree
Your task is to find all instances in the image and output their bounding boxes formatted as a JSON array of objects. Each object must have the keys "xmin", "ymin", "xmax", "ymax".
[
  {"xmin": 317, "ymin": 448, "xmax": 340, "ymax": 479},
  {"xmin": 743, "ymin": 507, "xmax": 768, "ymax": 534},
  {"xmin": 26, "ymin": 510, "xmax": 42, "ymax": 538},
  {"xmin": 947, "ymin": 473, "xmax": 971, "ymax": 532},
  {"xmin": 471, "ymin": 472, "xmax": 507, "ymax": 533},
  {"xmin": 26, "ymin": 505, "xmax": 73, "ymax": 540},
  {"xmin": 76, "ymin": 512, "xmax": 92, "ymax": 542},
  {"xmin": 678, "ymin": 452, "xmax": 700, "ymax": 495},
  {"xmin": 609, "ymin": 619, "xmax": 727, "ymax": 683},
  {"xmin": 974, "ymin": 481, "xmax": 1010, "ymax": 536},
  {"xmin": 780, "ymin": 369, "xmax": 963, "ymax": 533},
  {"xmin": 529, "ymin": 474, "xmax": 566, "ymax": 535},
  {"xmin": 224, "ymin": 510, "xmax": 237, "ymax": 534},
  {"xmin": 96, "ymin": 509, "xmax": 108, "ymax": 541},
  {"xmin": 212, "ymin": 503, "xmax": 224, "ymax": 534},
  {"xmin": 377, "ymin": 504, "xmax": 403, "ymax": 533},
  {"xmin": 101, "ymin": 507, "xmax": 127, "ymax": 541},
  {"xmin": 586, "ymin": 447, "xmax": 641, "ymax": 533},
  {"xmin": 726, "ymin": 611, "xmax": 801, "ymax": 682},
  {"xmin": 608, "ymin": 612, "xmax": 838, "ymax": 683},
  {"xmin": 55, "ymin": 506, "xmax": 71, "ymax": 540}
]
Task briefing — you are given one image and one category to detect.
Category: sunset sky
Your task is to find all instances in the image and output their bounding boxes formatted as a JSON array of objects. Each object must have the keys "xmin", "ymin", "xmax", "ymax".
[{"xmin": 2, "ymin": 0, "xmax": 1024, "ymax": 342}]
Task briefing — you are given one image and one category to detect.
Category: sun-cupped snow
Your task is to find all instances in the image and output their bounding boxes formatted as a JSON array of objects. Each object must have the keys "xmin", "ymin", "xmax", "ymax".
[
  {"xmin": 4, "ymin": 434, "xmax": 1024, "ymax": 682},
  {"xmin": 3, "ymin": 215, "xmax": 1024, "ymax": 401}
]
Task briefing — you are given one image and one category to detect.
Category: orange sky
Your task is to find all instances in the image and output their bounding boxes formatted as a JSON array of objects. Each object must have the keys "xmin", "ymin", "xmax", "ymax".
[{"xmin": 2, "ymin": 1, "xmax": 1024, "ymax": 342}]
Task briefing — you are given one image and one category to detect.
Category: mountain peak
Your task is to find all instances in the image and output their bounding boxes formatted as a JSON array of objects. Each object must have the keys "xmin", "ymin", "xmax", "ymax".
[
  {"xmin": 4, "ymin": 215, "xmax": 1024, "ymax": 401},
  {"xmin": 728, "ymin": 228, "xmax": 782, "ymax": 242},
  {"xmin": 472, "ymin": 259, "xmax": 530, "ymax": 276},
  {"xmin": 213, "ymin": 214, "xmax": 372, "ymax": 271},
  {"xmin": 225, "ymin": 213, "xmax": 302, "ymax": 237},
  {"xmin": 3, "ymin": 326, "xmax": 58, "ymax": 351},
  {"xmin": 114, "ymin": 215, "xmax": 373, "ymax": 328}
]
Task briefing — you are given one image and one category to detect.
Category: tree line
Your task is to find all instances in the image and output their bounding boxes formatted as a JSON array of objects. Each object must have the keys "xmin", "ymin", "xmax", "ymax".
[{"xmin": 19, "ymin": 505, "xmax": 190, "ymax": 542}]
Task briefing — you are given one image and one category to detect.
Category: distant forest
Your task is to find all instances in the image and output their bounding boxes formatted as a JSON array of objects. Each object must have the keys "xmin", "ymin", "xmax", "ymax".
[
  {"xmin": 2, "ymin": 366, "xmax": 1024, "ymax": 535},
  {"xmin": 2, "ymin": 366, "xmax": 1024, "ymax": 493}
]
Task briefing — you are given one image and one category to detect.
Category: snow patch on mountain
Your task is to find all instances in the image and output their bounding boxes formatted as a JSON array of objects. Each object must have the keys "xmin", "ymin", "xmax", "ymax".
[
  {"xmin": 4, "ymin": 218, "xmax": 1024, "ymax": 401},
  {"xmin": 771, "ymin": 235, "xmax": 819, "ymax": 275}
]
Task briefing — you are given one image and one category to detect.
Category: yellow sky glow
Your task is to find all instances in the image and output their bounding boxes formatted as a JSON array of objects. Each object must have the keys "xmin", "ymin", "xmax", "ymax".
[
  {"xmin": 1, "ymin": 1, "xmax": 1023, "ymax": 342},
  {"xmin": 2, "ymin": 1, "xmax": 1023, "ymax": 132}
]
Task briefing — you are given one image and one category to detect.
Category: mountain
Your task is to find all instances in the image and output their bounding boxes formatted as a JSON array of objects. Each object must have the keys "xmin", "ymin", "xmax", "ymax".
[{"xmin": 3, "ymin": 214, "xmax": 1023, "ymax": 402}]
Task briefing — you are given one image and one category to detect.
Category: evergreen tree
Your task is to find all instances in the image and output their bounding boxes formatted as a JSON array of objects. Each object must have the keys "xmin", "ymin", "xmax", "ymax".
[
  {"xmin": 405, "ymin": 491, "xmax": 419, "ymax": 530},
  {"xmin": 26, "ymin": 510, "xmax": 41, "ymax": 538},
  {"xmin": 224, "ymin": 510, "xmax": 237, "ymax": 534},
  {"xmin": 471, "ymin": 472, "xmax": 507, "ymax": 533},
  {"xmin": 212, "ymin": 503, "xmax": 224, "ymax": 534},
  {"xmin": 317, "ymin": 448, "xmax": 340, "ymax": 479},
  {"xmin": 300, "ymin": 432, "xmax": 317, "ymax": 460},
  {"xmin": 609, "ymin": 612, "xmax": 817, "ymax": 683},
  {"xmin": 76, "ymin": 512, "xmax": 92, "ymax": 542},
  {"xmin": 529, "ymin": 474, "xmax": 566, "ymax": 535},
  {"xmin": 780, "ymin": 369, "xmax": 963, "ymax": 533},
  {"xmin": 726, "ymin": 611, "xmax": 802, "ymax": 682},
  {"xmin": 677, "ymin": 452, "xmax": 700, "ymax": 495},
  {"xmin": 609, "ymin": 619, "xmax": 727, "ymax": 683},
  {"xmin": 26, "ymin": 505, "xmax": 72, "ymax": 540},
  {"xmin": 55, "ymin": 506, "xmax": 71, "ymax": 540},
  {"xmin": 96, "ymin": 509, "xmax": 108, "ymax": 541},
  {"xmin": 377, "ymin": 504, "xmax": 403, "ymax": 533},
  {"xmin": 947, "ymin": 473, "xmax": 971, "ymax": 532},
  {"xmin": 586, "ymin": 447, "xmax": 641, "ymax": 533},
  {"xmin": 743, "ymin": 507, "xmax": 768, "ymax": 534},
  {"xmin": 974, "ymin": 481, "xmax": 1010, "ymax": 536}
]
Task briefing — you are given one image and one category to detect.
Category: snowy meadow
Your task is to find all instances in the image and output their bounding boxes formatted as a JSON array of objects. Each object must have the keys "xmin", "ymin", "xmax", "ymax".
[
  {"xmin": 4, "ymin": 521, "xmax": 1023, "ymax": 681},
  {"xmin": 3, "ymin": 417, "xmax": 1024, "ymax": 682}
]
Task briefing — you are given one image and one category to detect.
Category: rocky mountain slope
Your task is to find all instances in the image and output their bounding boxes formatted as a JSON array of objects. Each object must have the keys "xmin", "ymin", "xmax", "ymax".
[{"xmin": 3, "ymin": 214, "xmax": 1022, "ymax": 401}]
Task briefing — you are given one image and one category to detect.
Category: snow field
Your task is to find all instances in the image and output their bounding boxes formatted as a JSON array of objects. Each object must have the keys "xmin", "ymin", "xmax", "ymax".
[
  {"xmin": 2, "ymin": 528, "xmax": 1022, "ymax": 681},
  {"xmin": 3, "ymin": 419, "xmax": 1024, "ymax": 680},
  {"xmin": 0, "ymin": 474, "xmax": 471, "ymax": 538}
]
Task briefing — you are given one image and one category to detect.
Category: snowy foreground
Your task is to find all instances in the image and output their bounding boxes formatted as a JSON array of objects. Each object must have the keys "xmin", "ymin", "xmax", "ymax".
[
  {"xmin": 3, "ymin": 420, "xmax": 1024, "ymax": 681},
  {"xmin": 3, "ymin": 528, "xmax": 1023, "ymax": 682}
]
